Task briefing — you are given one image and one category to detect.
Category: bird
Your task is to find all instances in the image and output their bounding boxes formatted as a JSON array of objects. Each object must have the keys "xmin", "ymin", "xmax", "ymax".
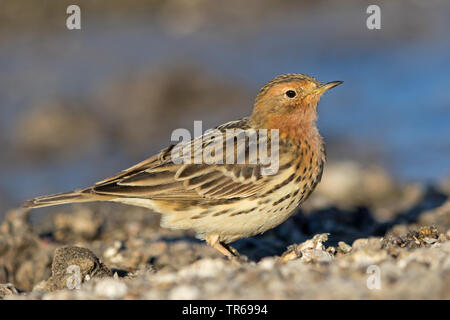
[{"xmin": 24, "ymin": 73, "xmax": 342, "ymax": 260}]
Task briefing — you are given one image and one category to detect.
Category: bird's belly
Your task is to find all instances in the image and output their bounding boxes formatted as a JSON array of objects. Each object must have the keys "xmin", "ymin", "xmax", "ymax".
[{"xmin": 158, "ymin": 179, "xmax": 310, "ymax": 243}]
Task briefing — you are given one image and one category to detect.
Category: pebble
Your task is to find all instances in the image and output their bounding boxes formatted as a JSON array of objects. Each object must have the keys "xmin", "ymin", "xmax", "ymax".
[{"xmin": 94, "ymin": 279, "xmax": 128, "ymax": 299}]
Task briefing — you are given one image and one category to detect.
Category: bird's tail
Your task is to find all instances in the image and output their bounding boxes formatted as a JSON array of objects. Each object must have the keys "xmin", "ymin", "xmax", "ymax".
[{"xmin": 23, "ymin": 188, "xmax": 102, "ymax": 209}]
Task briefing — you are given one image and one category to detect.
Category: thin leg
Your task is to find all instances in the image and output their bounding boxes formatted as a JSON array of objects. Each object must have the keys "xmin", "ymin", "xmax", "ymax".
[
  {"xmin": 222, "ymin": 242, "xmax": 241, "ymax": 257},
  {"xmin": 212, "ymin": 242, "xmax": 238, "ymax": 259},
  {"xmin": 205, "ymin": 234, "xmax": 239, "ymax": 259}
]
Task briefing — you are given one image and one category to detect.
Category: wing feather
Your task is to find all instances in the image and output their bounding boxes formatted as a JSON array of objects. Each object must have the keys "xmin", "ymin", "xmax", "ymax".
[{"xmin": 91, "ymin": 118, "xmax": 293, "ymax": 201}]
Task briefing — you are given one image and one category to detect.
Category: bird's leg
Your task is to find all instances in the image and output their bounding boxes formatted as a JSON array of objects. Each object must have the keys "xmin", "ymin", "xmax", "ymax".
[
  {"xmin": 205, "ymin": 234, "xmax": 240, "ymax": 260},
  {"xmin": 222, "ymin": 242, "xmax": 241, "ymax": 257},
  {"xmin": 212, "ymin": 242, "xmax": 238, "ymax": 259},
  {"xmin": 222, "ymin": 243, "xmax": 248, "ymax": 263}
]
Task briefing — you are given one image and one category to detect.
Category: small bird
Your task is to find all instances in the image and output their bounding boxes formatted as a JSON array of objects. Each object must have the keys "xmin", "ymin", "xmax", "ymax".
[{"xmin": 24, "ymin": 73, "xmax": 342, "ymax": 260}]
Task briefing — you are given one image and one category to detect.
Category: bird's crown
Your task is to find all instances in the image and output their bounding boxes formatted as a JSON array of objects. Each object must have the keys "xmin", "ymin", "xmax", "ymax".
[{"xmin": 255, "ymin": 73, "xmax": 320, "ymax": 104}]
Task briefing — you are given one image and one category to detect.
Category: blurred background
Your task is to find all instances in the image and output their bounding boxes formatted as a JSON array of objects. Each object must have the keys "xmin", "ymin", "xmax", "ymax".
[{"xmin": 1, "ymin": 0, "xmax": 450, "ymax": 220}]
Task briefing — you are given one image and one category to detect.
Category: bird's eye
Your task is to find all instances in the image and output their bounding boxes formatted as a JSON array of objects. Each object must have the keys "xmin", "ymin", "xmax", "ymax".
[{"xmin": 285, "ymin": 90, "xmax": 296, "ymax": 98}]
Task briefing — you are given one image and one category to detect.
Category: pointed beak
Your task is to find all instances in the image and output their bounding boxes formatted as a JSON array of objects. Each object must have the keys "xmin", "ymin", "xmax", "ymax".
[{"xmin": 307, "ymin": 81, "xmax": 343, "ymax": 96}]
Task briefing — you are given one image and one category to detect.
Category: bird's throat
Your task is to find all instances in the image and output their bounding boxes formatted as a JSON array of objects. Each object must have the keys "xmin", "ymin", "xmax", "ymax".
[{"xmin": 263, "ymin": 107, "xmax": 319, "ymax": 144}]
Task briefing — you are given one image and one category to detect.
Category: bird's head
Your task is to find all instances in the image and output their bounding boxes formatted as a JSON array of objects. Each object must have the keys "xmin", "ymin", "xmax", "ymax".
[{"xmin": 250, "ymin": 73, "xmax": 342, "ymax": 140}]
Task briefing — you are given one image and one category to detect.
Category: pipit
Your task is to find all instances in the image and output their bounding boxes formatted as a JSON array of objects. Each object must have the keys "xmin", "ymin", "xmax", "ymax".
[{"xmin": 24, "ymin": 73, "xmax": 342, "ymax": 260}]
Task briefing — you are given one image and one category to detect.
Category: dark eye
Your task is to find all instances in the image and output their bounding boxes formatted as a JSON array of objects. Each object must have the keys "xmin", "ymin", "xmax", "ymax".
[{"xmin": 285, "ymin": 90, "xmax": 296, "ymax": 98}]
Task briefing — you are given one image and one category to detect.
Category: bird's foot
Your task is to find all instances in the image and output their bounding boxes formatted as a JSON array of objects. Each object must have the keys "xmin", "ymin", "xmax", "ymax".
[{"xmin": 206, "ymin": 235, "xmax": 248, "ymax": 264}]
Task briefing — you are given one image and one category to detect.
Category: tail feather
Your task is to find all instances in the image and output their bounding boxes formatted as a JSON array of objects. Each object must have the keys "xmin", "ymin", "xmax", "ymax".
[{"xmin": 23, "ymin": 189, "xmax": 101, "ymax": 209}]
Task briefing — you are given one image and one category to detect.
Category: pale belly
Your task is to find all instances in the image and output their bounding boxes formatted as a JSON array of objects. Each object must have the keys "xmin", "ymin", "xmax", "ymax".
[
  {"xmin": 162, "ymin": 165, "xmax": 321, "ymax": 243},
  {"xmin": 113, "ymin": 144, "xmax": 325, "ymax": 244}
]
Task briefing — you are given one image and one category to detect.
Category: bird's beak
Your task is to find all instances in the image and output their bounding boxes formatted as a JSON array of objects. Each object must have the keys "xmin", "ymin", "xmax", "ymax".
[{"xmin": 307, "ymin": 81, "xmax": 343, "ymax": 96}]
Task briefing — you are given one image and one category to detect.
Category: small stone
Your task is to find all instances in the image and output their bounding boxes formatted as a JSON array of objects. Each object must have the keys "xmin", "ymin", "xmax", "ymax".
[
  {"xmin": 326, "ymin": 246, "xmax": 336, "ymax": 255},
  {"xmin": 104, "ymin": 240, "xmax": 123, "ymax": 258},
  {"xmin": 45, "ymin": 246, "xmax": 112, "ymax": 291},
  {"xmin": 301, "ymin": 249, "xmax": 333, "ymax": 263},
  {"xmin": 178, "ymin": 258, "xmax": 228, "ymax": 279},
  {"xmin": 280, "ymin": 233, "xmax": 331, "ymax": 263},
  {"xmin": 258, "ymin": 258, "xmax": 277, "ymax": 271},
  {"xmin": 0, "ymin": 209, "xmax": 32, "ymax": 236},
  {"xmin": 32, "ymin": 280, "xmax": 48, "ymax": 292},
  {"xmin": 338, "ymin": 241, "xmax": 352, "ymax": 254},
  {"xmin": 168, "ymin": 285, "xmax": 200, "ymax": 300},
  {"xmin": 352, "ymin": 238, "xmax": 369, "ymax": 251},
  {"xmin": 104, "ymin": 247, "xmax": 117, "ymax": 259},
  {"xmin": 423, "ymin": 237, "xmax": 437, "ymax": 244},
  {"xmin": 94, "ymin": 279, "xmax": 128, "ymax": 299},
  {"xmin": 0, "ymin": 283, "xmax": 19, "ymax": 298},
  {"xmin": 438, "ymin": 233, "xmax": 447, "ymax": 242}
]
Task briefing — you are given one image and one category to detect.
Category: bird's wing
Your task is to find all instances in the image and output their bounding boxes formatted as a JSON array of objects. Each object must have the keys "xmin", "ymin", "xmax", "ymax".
[
  {"xmin": 91, "ymin": 118, "xmax": 293, "ymax": 200},
  {"xmin": 93, "ymin": 144, "xmax": 175, "ymax": 186}
]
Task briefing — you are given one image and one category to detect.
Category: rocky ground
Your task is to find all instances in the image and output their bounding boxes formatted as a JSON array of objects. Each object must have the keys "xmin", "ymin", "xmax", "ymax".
[{"xmin": 1, "ymin": 164, "xmax": 449, "ymax": 300}]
